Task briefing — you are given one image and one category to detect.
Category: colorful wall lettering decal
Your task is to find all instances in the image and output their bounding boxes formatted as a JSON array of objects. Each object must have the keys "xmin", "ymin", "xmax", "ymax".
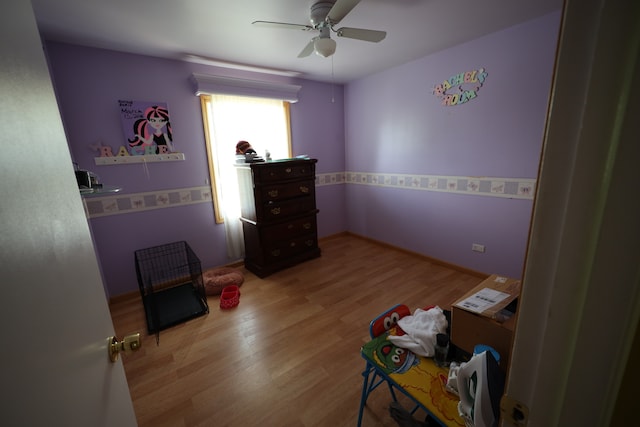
[{"xmin": 432, "ymin": 68, "xmax": 488, "ymax": 106}]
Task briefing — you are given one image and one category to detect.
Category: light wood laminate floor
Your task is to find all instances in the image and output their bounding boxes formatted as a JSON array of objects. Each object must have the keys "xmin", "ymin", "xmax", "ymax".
[{"xmin": 109, "ymin": 233, "xmax": 485, "ymax": 427}]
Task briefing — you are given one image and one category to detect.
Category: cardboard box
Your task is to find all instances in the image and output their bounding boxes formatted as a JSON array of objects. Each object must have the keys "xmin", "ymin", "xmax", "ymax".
[
  {"xmin": 451, "ymin": 275, "xmax": 521, "ymax": 372},
  {"xmin": 451, "ymin": 305, "xmax": 516, "ymax": 372},
  {"xmin": 453, "ymin": 274, "xmax": 521, "ymax": 320}
]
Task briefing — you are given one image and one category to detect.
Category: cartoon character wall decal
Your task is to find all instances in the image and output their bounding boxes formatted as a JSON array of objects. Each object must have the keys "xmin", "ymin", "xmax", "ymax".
[
  {"xmin": 119, "ymin": 100, "xmax": 176, "ymax": 156},
  {"xmin": 128, "ymin": 105, "xmax": 174, "ymax": 155}
]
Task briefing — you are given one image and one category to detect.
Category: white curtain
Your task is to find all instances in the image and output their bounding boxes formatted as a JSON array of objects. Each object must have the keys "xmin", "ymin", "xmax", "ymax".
[{"xmin": 206, "ymin": 94, "xmax": 290, "ymax": 260}]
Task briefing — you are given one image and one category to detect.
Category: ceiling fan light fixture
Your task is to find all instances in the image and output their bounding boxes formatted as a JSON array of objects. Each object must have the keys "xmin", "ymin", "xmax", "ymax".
[
  {"xmin": 254, "ymin": 0, "xmax": 384, "ymax": 60},
  {"xmin": 314, "ymin": 37, "xmax": 336, "ymax": 57}
]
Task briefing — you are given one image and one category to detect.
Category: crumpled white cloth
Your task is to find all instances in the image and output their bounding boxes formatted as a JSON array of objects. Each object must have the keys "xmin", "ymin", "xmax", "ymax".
[{"xmin": 387, "ymin": 306, "xmax": 448, "ymax": 357}]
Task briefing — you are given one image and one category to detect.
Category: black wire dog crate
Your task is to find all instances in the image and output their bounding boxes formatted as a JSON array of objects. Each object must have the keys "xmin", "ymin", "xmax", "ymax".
[{"xmin": 134, "ymin": 241, "xmax": 209, "ymax": 334}]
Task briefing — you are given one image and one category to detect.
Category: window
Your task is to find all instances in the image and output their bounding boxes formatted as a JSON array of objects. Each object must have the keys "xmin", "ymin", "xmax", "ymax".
[{"xmin": 200, "ymin": 94, "xmax": 292, "ymax": 259}]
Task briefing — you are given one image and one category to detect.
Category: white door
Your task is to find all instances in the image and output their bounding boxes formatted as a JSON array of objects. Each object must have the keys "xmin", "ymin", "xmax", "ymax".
[
  {"xmin": 504, "ymin": 0, "xmax": 640, "ymax": 425},
  {"xmin": 0, "ymin": 2, "xmax": 138, "ymax": 426}
]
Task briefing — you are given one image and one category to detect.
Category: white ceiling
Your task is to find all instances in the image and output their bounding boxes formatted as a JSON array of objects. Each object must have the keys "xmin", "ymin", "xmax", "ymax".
[{"xmin": 32, "ymin": 0, "xmax": 562, "ymax": 83}]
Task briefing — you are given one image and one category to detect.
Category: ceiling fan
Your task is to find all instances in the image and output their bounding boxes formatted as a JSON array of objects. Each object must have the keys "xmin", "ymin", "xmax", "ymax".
[{"xmin": 252, "ymin": 0, "xmax": 386, "ymax": 58}]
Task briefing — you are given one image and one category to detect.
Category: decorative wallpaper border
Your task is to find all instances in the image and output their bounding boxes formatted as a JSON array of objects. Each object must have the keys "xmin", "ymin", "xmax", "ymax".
[
  {"xmin": 340, "ymin": 171, "xmax": 536, "ymax": 200},
  {"xmin": 84, "ymin": 172, "xmax": 535, "ymax": 218},
  {"xmin": 83, "ymin": 186, "xmax": 212, "ymax": 218}
]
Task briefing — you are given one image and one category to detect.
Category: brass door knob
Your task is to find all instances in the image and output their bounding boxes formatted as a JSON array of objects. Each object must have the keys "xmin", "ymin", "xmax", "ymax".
[{"xmin": 108, "ymin": 333, "xmax": 141, "ymax": 362}]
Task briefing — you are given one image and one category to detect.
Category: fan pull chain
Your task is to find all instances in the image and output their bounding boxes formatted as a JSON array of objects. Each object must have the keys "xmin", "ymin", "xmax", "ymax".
[{"xmin": 331, "ymin": 55, "xmax": 335, "ymax": 103}]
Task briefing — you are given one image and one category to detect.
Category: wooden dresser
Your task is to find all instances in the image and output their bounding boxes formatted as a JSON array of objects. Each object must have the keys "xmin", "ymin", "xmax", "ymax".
[{"xmin": 236, "ymin": 158, "xmax": 320, "ymax": 277}]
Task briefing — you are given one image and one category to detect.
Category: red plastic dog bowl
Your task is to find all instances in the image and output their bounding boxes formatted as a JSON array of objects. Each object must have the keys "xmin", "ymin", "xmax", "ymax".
[{"xmin": 220, "ymin": 285, "xmax": 240, "ymax": 309}]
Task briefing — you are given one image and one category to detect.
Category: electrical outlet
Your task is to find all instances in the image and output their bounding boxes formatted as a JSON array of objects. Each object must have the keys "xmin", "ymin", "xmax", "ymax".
[{"xmin": 472, "ymin": 243, "xmax": 486, "ymax": 253}]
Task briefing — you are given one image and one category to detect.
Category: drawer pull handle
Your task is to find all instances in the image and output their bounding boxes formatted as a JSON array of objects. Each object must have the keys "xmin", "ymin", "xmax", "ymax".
[
  {"xmin": 290, "ymin": 242, "xmax": 296, "ymax": 248},
  {"xmin": 303, "ymin": 223, "xmax": 311, "ymax": 229},
  {"xmin": 287, "ymin": 224, "xmax": 294, "ymax": 230},
  {"xmin": 268, "ymin": 190, "xmax": 279, "ymax": 197},
  {"xmin": 271, "ymin": 249, "xmax": 281, "ymax": 257},
  {"xmin": 299, "ymin": 186, "xmax": 309, "ymax": 193},
  {"xmin": 285, "ymin": 168, "xmax": 292, "ymax": 173},
  {"xmin": 270, "ymin": 207, "xmax": 281, "ymax": 215},
  {"xmin": 305, "ymin": 240, "xmax": 314, "ymax": 246}
]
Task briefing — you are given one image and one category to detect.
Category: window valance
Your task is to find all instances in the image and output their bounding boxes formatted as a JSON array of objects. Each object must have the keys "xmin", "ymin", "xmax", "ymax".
[{"xmin": 190, "ymin": 73, "xmax": 302, "ymax": 103}]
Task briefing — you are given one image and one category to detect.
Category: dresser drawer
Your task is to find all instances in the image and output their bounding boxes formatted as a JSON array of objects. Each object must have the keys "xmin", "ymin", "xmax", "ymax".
[
  {"xmin": 259, "ymin": 196, "xmax": 316, "ymax": 221},
  {"xmin": 261, "ymin": 215, "xmax": 317, "ymax": 241},
  {"xmin": 263, "ymin": 233, "xmax": 318, "ymax": 261},
  {"xmin": 260, "ymin": 179, "xmax": 314, "ymax": 202},
  {"xmin": 254, "ymin": 162, "xmax": 315, "ymax": 183}
]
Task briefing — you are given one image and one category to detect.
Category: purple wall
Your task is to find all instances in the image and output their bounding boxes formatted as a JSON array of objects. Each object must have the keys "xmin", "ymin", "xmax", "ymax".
[
  {"xmin": 46, "ymin": 11, "xmax": 559, "ymax": 297},
  {"xmin": 45, "ymin": 43, "xmax": 346, "ymax": 298},
  {"xmin": 344, "ymin": 12, "xmax": 561, "ymax": 278},
  {"xmin": 291, "ymin": 79, "xmax": 347, "ymax": 240}
]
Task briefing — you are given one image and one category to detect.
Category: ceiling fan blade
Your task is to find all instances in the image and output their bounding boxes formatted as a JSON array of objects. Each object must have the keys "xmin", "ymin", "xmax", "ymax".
[
  {"xmin": 298, "ymin": 40, "xmax": 315, "ymax": 58},
  {"xmin": 252, "ymin": 20, "xmax": 313, "ymax": 31},
  {"xmin": 336, "ymin": 27, "xmax": 386, "ymax": 42},
  {"xmin": 327, "ymin": 0, "xmax": 361, "ymax": 25}
]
